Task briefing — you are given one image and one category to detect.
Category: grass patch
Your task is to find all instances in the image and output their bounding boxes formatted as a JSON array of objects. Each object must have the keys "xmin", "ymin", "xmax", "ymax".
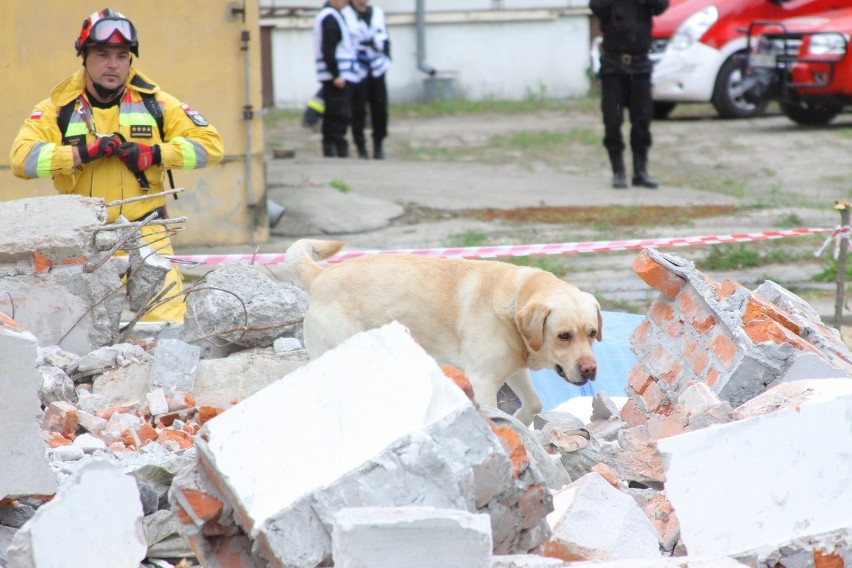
[
  {"xmin": 447, "ymin": 231, "xmax": 489, "ymax": 248},
  {"xmin": 696, "ymin": 244, "xmax": 793, "ymax": 271},
  {"xmin": 329, "ymin": 179, "xmax": 351, "ymax": 193},
  {"xmin": 812, "ymin": 258, "xmax": 852, "ymax": 282}
]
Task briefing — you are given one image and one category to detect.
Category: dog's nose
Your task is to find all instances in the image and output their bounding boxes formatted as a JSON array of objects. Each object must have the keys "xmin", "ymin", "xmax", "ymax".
[{"xmin": 580, "ymin": 362, "xmax": 597, "ymax": 382}]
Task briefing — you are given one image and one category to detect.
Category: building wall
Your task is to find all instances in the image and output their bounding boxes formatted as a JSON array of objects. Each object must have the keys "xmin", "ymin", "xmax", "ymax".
[
  {"xmin": 264, "ymin": 7, "xmax": 592, "ymax": 109},
  {"xmin": 0, "ymin": 1, "xmax": 269, "ymax": 247}
]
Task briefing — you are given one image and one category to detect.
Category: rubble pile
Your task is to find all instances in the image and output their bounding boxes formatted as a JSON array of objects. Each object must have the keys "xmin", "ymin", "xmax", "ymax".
[{"xmin": 1, "ymin": 195, "xmax": 852, "ymax": 567}]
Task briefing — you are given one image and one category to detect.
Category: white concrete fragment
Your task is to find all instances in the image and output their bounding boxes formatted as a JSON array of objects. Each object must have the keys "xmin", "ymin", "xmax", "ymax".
[
  {"xmin": 658, "ymin": 392, "xmax": 852, "ymax": 559},
  {"xmin": 0, "ymin": 316, "xmax": 58, "ymax": 499},
  {"xmin": 6, "ymin": 460, "xmax": 146, "ymax": 567},
  {"xmin": 73, "ymin": 432, "xmax": 107, "ymax": 453},
  {"xmin": 273, "ymin": 336, "xmax": 303, "ymax": 352},
  {"xmin": 202, "ymin": 322, "xmax": 473, "ymax": 528},
  {"xmin": 332, "ymin": 506, "xmax": 492, "ymax": 568},
  {"xmin": 150, "ymin": 338, "xmax": 200, "ymax": 395},
  {"xmin": 545, "ymin": 472, "xmax": 661, "ymax": 561},
  {"xmin": 564, "ymin": 558, "xmax": 749, "ymax": 567},
  {"xmin": 676, "ymin": 382, "xmax": 720, "ymax": 415},
  {"xmin": 146, "ymin": 388, "xmax": 170, "ymax": 417}
]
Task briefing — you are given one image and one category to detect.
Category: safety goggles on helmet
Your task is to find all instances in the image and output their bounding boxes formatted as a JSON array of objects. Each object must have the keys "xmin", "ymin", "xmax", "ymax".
[{"xmin": 76, "ymin": 10, "xmax": 139, "ymax": 57}]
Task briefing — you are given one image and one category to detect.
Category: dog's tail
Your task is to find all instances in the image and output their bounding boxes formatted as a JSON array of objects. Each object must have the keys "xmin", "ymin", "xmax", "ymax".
[{"xmin": 284, "ymin": 239, "xmax": 345, "ymax": 291}]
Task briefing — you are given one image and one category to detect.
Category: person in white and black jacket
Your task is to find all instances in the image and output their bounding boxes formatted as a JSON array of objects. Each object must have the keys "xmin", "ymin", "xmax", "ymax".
[
  {"xmin": 314, "ymin": 0, "xmax": 360, "ymax": 157},
  {"xmin": 590, "ymin": 0, "xmax": 668, "ymax": 189},
  {"xmin": 348, "ymin": 0, "xmax": 391, "ymax": 160}
]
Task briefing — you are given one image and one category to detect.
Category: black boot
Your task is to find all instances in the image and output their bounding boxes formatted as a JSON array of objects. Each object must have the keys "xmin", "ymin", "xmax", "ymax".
[
  {"xmin": 322, "ymin": 142, "xmax": 335, "ymax": 158},
  {"xmin": 632, "ymin": 154, "xmax": 658, "ymax": 189},
  {"xmin": 373, "ymin": 139, "xmax": 385, "ymax": 160},
  {"xmin": 335, "ymin": 140, "xmax": 349, "ymax": 158},
  {"xmin": 609, "ymin": 151, "xmax": 628, "ymax": 189},
  {"xmin": 355, "ymin": 143, "xmax": 369, "ymax": 160}
]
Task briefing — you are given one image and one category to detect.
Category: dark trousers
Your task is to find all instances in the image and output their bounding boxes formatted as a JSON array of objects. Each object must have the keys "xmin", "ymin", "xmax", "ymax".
[
  {"xmin": 321, "ymin": 80, "xmax": 352, "ymax": 155},
  {"xmin": 600, "ymin": 71, "xmax": 653, "ymax": 156},
  {"xmin": 351, "ymin": 73, "xmax": 388, "ymax": 149}
]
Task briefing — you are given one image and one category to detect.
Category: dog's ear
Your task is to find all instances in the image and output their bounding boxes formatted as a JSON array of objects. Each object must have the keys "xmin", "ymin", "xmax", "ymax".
[{"xmin": 515, "ymin": 303, "xmax": 550, "ymax": 352}]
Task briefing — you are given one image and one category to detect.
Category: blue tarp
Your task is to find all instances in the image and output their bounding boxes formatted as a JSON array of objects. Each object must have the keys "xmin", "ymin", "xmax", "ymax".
[{"xmin": 530, "ymin": 311, "xmax": 644, "ymax": 411}]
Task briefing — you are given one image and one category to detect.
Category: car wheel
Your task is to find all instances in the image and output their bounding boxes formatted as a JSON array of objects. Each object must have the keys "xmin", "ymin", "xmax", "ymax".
[
  {"xmin": 653, "ymin": 102, "xmax": 677, "ymax": 120},
  {"xmin": 779, "ymin": 99, "xmax": 842, "ymax": 126},
  {"xmin": 712, "ymin": 53, "xmax": 769, "ymax": 119}
]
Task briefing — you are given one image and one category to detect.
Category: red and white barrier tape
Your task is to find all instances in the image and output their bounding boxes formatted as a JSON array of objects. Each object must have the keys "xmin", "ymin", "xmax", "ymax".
[
  {"xmin": 168, "ymin": 227, "xmax": 831, "ymax": 266},
  {"xmin": 814, "ymin": 225, "xmax": 850, "ymax": 259}
]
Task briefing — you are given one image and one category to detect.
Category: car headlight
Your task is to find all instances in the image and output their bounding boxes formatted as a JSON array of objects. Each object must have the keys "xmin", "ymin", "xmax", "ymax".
[
  {"xmin": 808, "ymin": 33, "xmax": 848, "ymax": 56},
  {"xmin": 668, "ymin": 6, "xmax": 719, "ymax": 53}
]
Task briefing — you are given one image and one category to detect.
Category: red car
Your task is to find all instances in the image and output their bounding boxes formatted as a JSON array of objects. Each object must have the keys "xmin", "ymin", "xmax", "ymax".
[
  {"xmin": 745, "ymin": 7, "xmax": 852, "ymax": 124},
  {"xmin": 649, "ymin": 0, "xmax": 848, "ymax": 119}
]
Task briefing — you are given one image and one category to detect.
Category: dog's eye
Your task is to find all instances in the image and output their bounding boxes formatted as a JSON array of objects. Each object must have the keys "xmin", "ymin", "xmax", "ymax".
[{"xmin": 558, "ymin": 332, "xmax": 573, "ymax": 342}]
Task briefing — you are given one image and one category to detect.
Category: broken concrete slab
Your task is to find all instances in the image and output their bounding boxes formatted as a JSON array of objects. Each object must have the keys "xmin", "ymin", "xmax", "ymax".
[
  {"xmin": 0, "ymin": 314, "xmax": 58, "ymax": 500},
  {"xmin": 181, "ymin": 262, "xmax": 308, "ymax": 348},
  {"xmin": 658, "ymin": 387, "xmax": 852, "ymax": 564},
  {"xmin": 149, "ymin": 338, "xmax": 201, "ymax": 396},
  {"xmin": 6, "ymin": 460, "xmax": 146, "ymax": 567},
  {"xmin": 543, "ymin": 471, "xmax": 662, "ymax": 562},
  {"xmin": 0, "ymin": 196, "xmax": 127, "ymax": 355},
  {"xmin": 331, "ymin": 506, "xmax": 492, "ymax": 568}
]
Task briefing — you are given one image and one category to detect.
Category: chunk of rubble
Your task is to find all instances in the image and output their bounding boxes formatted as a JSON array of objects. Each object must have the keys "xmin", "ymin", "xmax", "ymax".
[
  {"xmin": 6, "ymin": 460, "xmax": 146, "ymax": 567},
  {"xmin": 171, "ymin": 322, "xmax": 554, "ymax": 567},
  {"xmin": 658, "ymin": 381, "xmax": 852, "ymax": 565},
  {"xmin": 543, "ymin": 471, "xmax": 662, "ymax": 562},
  {"xmin": 0, "ymin": 195, "xmax": 125, "ymax": 355},
  {"xmin": 624, "ymin": 248, "xmax": 852, "ymax": 426},
  {"xmin": 0, "ymin": 314, "xmax": 58, "ymax": 499},
  {"xmin": 331, "ymin": 506, "xmax": 493, "ymax": 568},
  {"xmin": 181, "ymin": 262, "xmax": 309, "ymax": 348}
]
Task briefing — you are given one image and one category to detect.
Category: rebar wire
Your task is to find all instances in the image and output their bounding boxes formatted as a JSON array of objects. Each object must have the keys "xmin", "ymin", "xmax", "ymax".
[
  {"xmin": 0, "ymin": 291, "xmax": 15, "ymax": 320},
  {"xmin": 104, "ymin": 188, "xmax": 184, "ymax": 208}
]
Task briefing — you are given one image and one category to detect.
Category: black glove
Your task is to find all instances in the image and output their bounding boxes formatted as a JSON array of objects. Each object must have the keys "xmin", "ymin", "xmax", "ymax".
[
  {"xmin": 117, "ymin": 142, "xmax": 161, "ymax": 174},
  {"xmin": 79, "ymin": 135, "xmax": 120, "ymax": 164}
]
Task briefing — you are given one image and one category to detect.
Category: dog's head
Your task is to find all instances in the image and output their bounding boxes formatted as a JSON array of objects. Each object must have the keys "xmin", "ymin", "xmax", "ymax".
[{"xmin": 514, "ymin": 276, "xmax": 601, "ymax": 386}]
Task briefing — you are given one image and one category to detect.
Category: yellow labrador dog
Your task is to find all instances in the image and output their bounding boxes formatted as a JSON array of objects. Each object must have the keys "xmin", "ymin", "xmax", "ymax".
[{"xmin": 285, "ymin": 239, "xmax": 602, "ymax": 426}]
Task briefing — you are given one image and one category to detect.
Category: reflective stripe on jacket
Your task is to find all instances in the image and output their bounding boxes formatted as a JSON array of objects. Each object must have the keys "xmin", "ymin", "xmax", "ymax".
[
  {"xmin": 354, "ymin": 6, "xmax": 390, "ymax": 78},
  {"xmin": 10, "ymin": 68, "xmax": 224, "ymax": 223},
  {"xmin": 313, "ymin": 6, "xmax": 358, "ymax": 83}
]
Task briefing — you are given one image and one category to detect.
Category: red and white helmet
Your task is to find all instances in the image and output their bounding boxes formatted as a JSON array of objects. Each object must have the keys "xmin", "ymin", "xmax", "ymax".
[{"xmin": 75, "ymin": 8, "xmax": 139, "ymax": 57}]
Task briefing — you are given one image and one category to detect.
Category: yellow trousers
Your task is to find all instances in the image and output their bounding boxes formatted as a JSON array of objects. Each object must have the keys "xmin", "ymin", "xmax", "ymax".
[{"xmin": 128, "ymin": 224, "xmax": 187, "ymax": 323}]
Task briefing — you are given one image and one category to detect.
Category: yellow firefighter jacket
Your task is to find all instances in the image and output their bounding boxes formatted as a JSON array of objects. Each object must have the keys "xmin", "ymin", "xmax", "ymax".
[{"xmin": 10, "ymin": 67, "xmax": 224, "ymax": 223}]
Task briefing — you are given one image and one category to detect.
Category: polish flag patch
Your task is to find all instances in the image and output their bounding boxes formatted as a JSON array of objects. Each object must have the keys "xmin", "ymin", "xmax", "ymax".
[
  {"xmin": 30, "ymin": 110, "xmax": 43, "ymax": 120},
  {"xmin": 181, "ymin": 104, "xmax": 209, "ymax": 127}
]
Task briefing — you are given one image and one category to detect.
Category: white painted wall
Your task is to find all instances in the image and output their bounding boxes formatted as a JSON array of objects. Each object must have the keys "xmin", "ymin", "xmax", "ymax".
[{"xmin": 263, "ymin": 7, "xmax": 592, "ymax": 108}]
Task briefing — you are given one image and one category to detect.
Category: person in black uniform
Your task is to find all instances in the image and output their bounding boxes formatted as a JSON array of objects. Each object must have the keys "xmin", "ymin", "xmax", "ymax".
[{"xmin": 590, "ymin": 0, "xmax": 669, "ymax": 189}]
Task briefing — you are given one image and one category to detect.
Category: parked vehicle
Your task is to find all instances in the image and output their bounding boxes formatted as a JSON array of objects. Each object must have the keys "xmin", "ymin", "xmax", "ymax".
[
  {"xmin": 744, "ymin": 8, "xmax": 852, "ymax": 125},
  {"xmin": 649, "ymin": 0, "xmax": 848, "ymax": 119}
]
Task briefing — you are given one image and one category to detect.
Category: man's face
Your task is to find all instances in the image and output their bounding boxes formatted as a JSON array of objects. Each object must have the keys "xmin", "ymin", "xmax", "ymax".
[
  {"xmin": 328, "ymin": 0, "xmax": 348, "ymax": 9},
  {"xmin": 84, "ymin": 45, "xmax": 131, "ymax": 92},
  {"xmin": 351, "ymin": 0, "xmax": 368, "ymax": 11}
]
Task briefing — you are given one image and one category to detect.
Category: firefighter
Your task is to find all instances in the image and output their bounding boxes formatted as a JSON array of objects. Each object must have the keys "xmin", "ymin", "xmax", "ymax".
[
  {"xmin": 590, "ymin": 0, "xmax": 669, "ymax": 189},
  {"xmin": 10, "ymin": 8, "xmax": 223, "ymax": 322},
  {"xmin": 314, "ymin": 0, "xmax": 360, "ymax": 158},
  {"xmin": 349, "ymin": 0, "xmax": 391, "ymax": 160}
]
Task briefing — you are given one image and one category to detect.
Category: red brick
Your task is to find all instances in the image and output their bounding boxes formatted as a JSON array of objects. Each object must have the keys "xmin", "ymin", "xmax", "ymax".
[
  {"xmin": 42, "ymin": 401, "xmax": 79, "ymax": 439},
  {"xmin": 646, "ymin": 408, "xmax": 688, "ymax": 441},
  {"xmin": 42, "ymin": 431, "xmax": 73, "ymax": 448},
  {"xmin": 640, "ymin": 380, "xmax": 669, "ymax": 414},
  {"xmin": 649, "ymin": 346, "xmax": 682, "ymax": 387},
  {"xmin": 678, "ymin": 290, "xmax": 716, "ymax": 334},
  {"xmin": 517, "ymin": 484, "xmax": 552, "ymax": 529},
  {"xmin": 684, "ymin": 339, "xmax": 709, "ymax": 376},
  {"xmin": 705, "ymin": 367, "xmax": 721, "ymax": 389},
  {"xmin": 58, "ymin": 257, "xmax": 88, "ymax": 266},
  {"xmin": 631, "ymin": 320, "xmax": 652, "ymax": 345},
  {"xmin": 180, "ymin": 488, "xmax": 224, "ymax": 523},
  {"xmin": 620, "ymin": 398, "xmax": 649, "ymax": 427},
  {"xmin": 32, "ymin": 251, "xmax": 52, "ymax": 273},
  {"xmin": 716, "ymin": 279, "xmax": 746, "ymax": 301},
  {"xmin": 591, "ymin": 463, "xmax": 623, "ymax": 487},
  {"xmin": 665, "ymin": 319, "xmax": 685, "ymax": 340},
  {"xmin": 742, "ymin": 297, "xmax": 801, "ymax": 335},
  {"xmin": 633, "ymin": 249, "xmax": 686, "ymax": 299},
  {"xmin": 137, "ymin": 423, "xmax": 158, "ymax": 446},
  {"xmin": 157, "ymin": 428, "xmax": 194, "ymax": 449},
  {"xmin": 96, "ymin": 405, "xmax": 134, "ymax": 420},
  {"xmin": 0, "ymin": 313, "xmax": 26, "ymax": 332},
  {"xmin": 814, "ymin": 550, "xmax": 844, "ymax": 568},
  {"xmin": 710, "ymin": 332, "xmax": 738, "ymax": 369},
  {"xmin": 493, "ymin": 426, "xmax": 529, "ymax": 479},
  {"xmin": 649, "ymin": 301, "xmax": 675, "ymax": 327},
  {"xmin": 197, "ymin": 406, "xmax": 225, "ymax": 426},
  {"xmin": 441, "ymin": 365, "xmax": 475, "ymax": 401},
  {"xmin": 627, "ymin": 364, "xmax": 655, "ymax": 394}
]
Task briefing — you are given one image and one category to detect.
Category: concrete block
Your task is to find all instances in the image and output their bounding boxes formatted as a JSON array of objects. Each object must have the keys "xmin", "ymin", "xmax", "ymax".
[
  {"xmin": 658, "ymin": 392, "xmax": 852, "ymax": 562},
  {"xmin": 6, "ymin": 460, "xmax": 146, "ymax": 567},
  {"xmin": 181, "ymin": 262, "xmax": 309, "ymax": 348},
  {"xmin": 150, "ymin": 338, "xmax": 201, "ymax": 395},
  {"xmin": 192, "ymin": 347, "xmax": 309, "ymax": 408},
  {"xmin": 0, "ymin": 314, "xmax": 58, "ymax": 499},
  {"xmin": 543, "ymin": 472, "xmax": 661, "ymax": 562},
  {"xmin": 332, "ymin": 506, "xmax": 492, "ymax": 568}
]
